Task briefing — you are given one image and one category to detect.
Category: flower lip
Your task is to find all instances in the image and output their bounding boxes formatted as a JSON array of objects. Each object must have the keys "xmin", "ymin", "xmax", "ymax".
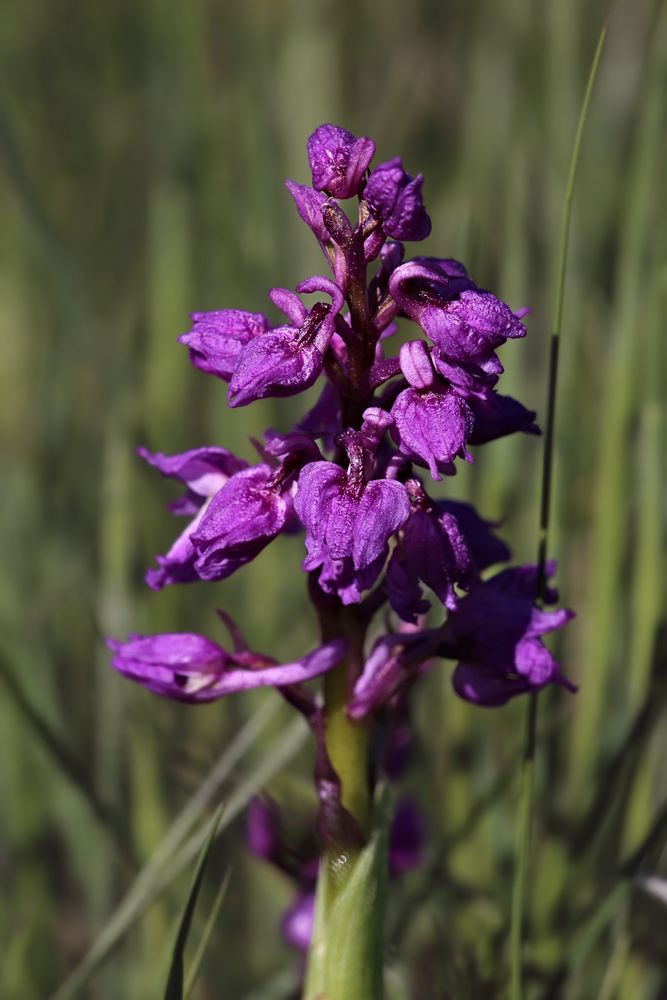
[{"xmin": 108, "ymin": 632, "xmax": 347, "ymax": 703}]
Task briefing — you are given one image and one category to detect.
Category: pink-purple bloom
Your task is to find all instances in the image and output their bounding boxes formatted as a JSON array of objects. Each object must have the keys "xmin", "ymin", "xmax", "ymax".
[
  {"xmin": 179, "ymin": 309, "xmax": 270, "ymax": 381},
  {"xmin": 109, "ymin": 125, "xmax": 576, "ymax": 967},
  {"xmin": 389, "ymin": 259, "xmax": 525, "ymax": 377},
  {"xmin": 108, "ymin": 631, "xmax": 346, "ymax": 703},
  {"xmin": 228, "ymin": 277, "xmax": 344, "ymax": 406},
  {"xmin": 139, "ymin": 445, "xmax": 248, "ymax": 589},
  {"xmin": 191, "ymin": 463, "xmax": 295, "ymax": 581},
  {"xmin": 111, "ymin": 121, "xmax": 573, "ymax": 720},
  {"xmin": 365, "ymin": 158, "xmax": 431, "ymax": 242},
  {"xmin": 390, "ymin": 340, "xmax": 474, "ymax": 479},
  {"xmin": 441, "ymin": 564, "xmax": 576, "ymax": 706},
  {"xmin": 295, "ymin": 409, "xmax": 410, "ymax": 601},
  {"xmin": 307, "ymin": 124, "xmax": 375, "ymax": 199}
]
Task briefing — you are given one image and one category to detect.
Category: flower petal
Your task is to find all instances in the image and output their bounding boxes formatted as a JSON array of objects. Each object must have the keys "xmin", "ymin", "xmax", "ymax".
[
  {"xmin": 307, "ymin": 124, "xmax": 375, "ymax": 199},
  {"xmin": 179, "ymin": 310, "xmax": 269, "ymax": 381}
]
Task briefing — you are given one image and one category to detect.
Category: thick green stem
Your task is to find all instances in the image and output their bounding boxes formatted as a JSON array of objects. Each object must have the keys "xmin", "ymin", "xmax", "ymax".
[
  {"xmin": 324, "ymin": 648, "xmax": 370, "ymax": 838},
  {"xmin": 303, "ymin": 603, "xmax": 377, "ymax": 1000},
  {"xmin": 319, "ymin": 606, "xmax": 370, "ymax": 901}
]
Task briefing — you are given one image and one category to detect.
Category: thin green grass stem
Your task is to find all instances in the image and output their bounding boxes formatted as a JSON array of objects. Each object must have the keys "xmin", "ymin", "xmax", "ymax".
[{"xmin": 509, "ymin": 24, "xmax": 607, "ymax": 1000}]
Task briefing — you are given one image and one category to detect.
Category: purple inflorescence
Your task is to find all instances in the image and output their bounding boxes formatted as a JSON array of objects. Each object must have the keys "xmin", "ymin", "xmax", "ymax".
[
  {"xmin": 108, "ymin": 126, "xmax": 574, "ymax": 936},
  {"xmin": 111, "ymin": 120, "xmax": 573, "ymax": 706}
]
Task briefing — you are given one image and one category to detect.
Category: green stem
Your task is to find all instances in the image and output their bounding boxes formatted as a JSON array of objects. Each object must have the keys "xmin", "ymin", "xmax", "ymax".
[
  {"xmin": 320, "ymin": 608, "xmax": 370, "ymax": 906},
  {"xmin": 303, "ymin": 605, "xmax": 373, "ymax": 1000},
  {"xmin": 324, "ymin": 647, "xmax": 370, "ymax": 838},
  {"xmin": 509, "ymin": 23, "xmax": 607, "ymax": 1000}
]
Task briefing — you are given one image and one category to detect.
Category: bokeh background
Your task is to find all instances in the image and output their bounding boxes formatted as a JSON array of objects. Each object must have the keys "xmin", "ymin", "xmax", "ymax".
[{"xmin": 1, "ymin": 0, "xmax": 665, "ymax": 997}]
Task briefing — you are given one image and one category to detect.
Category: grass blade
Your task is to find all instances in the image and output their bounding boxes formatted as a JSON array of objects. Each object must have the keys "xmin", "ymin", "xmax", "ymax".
[
  {"xmin": 163, "ymin": 805, "xmax": 224, "ymax": 1000},
  {"xmin": 184, "ymin": 869, "xmax": 232, "ymax": 998},
  {"xmin": 509, "ymin": 22, "xmax": 607, "ymax": 1000}
]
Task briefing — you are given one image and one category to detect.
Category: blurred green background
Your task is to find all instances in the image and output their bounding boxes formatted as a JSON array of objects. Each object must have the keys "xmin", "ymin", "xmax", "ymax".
[{"xmin": 1, "ymin": 0, "xmax": 666, "ymax": 997}]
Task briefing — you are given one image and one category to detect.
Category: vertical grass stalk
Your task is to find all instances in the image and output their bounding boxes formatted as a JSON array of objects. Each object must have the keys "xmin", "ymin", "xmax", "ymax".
[{"xmin": 509, "ymin": 24, "xmax": 607, "ymax": 1000}]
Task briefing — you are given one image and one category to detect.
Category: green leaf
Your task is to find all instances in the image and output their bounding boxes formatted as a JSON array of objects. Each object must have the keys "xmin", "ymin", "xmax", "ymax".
[
  {"xmin": 163, "ymin": 804, "xmax": 224, "ymax": 1000},
  {"xmin": 184, "ymin": 868, "xmax": 231, "ymax": 998},
  {"xmin": 304, "ymin": 787, "xmax": 391, "ymax": 1000}
]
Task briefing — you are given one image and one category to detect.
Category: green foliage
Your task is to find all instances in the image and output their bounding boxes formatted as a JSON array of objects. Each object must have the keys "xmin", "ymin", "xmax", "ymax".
[
  {"xmin": 164, "ymin": 806, "xmax": 225, "ymax": 1000},
  {"xmin": 304, "ymin": 789, "xmax": 391, "ymax": 1000},
  {"xmin": 0, "ymin": 1, "xmax": 665, "ymax": 998}
]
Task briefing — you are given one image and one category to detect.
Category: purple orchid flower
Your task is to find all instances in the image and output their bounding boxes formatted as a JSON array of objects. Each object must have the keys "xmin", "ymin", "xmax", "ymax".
[
  {"xmin": 348, "ymin": 628, "xmax": 441, "ymax": 719},
  {"xmin": 178, "ymin": 309, "xmax": 270, "ymax": 381},
  {"xmin": 460, "ymin": 387, "xmax": 540, "ymax": 444},
  {"xmin": 295, "ymin": 409, "xmax": 410, "ymax": 602},
  {"xmin": 389, "ymin": 259, "xmax": 525, "ymax": 377},
  {"xmin": 390, "ymin": 340, "xmax": 474, "ymax": 479},
  {"xmin": 387, "ymin": 479, "xmax": 476, "ymax": 622},
  {"xmin": 228, "ymin": 277, "xmax": 344, "ymax": 407},
  {"xmin": 438, "ymin": 498, "xmax": 511, "ymax": 571},
  {"xmin": 440, "ymin": 563, "xmax": 576, "ymax": 706},
  {"xmin": 109, "ymin": 125, "xmax": 577, "ymax": 983},
  {"xmin": 107, "ymin": 631, "xmax": 346, "ymax": 703},
  {"xmin": 191, "ymin": 463, "xmax": 295, "ymax": 581},
  {"xmin": 307, "ymin": 124, "xmax": 376, "ymax": 199},
  {"xmin": 139, "ymin": 445, "xmax": 248, "ymax": 589},
  {"xmin": 365, "ymin": 158, "xmax": 431, "ymax": 242}
]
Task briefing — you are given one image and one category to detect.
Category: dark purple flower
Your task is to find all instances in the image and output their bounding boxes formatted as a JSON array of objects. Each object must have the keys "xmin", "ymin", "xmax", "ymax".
[
  {"xmin": 295, "ymin": 410, "xmax": 409, "ymax": 600},
  {"xmin": 462, "ymin": 388, "xmax": 540, "ymax": 444},
  {"xmin": 296, "ymin": 462, "xmax": 409, "ymax": 570},
  {"xmin": 139, "ymin": 446, "xmax": 248, "ymax": 589},
  {"xmin": 439, "ymin": 499, "xmax": 511, "ymax": 571},
  {"xmin": 390, "ymin": 340, "xmax": 474, "ymax": 479},
  {"xmin": 365, "ymin": 158, "xmax": 431, "ymax": 241},
  {"xmin": 440, "ymin": 564, "xmax": 575, "ymax": 706},
  {"xmin": 285, "ymin": 180, "xmax": 330, "ymax": 244},
  {"xmin": 389, "ymin": 798, "xmax": 426, "ymax": 876},
  {"xmin": 387, "ymin": 480, "xmax": 476, "ymax": 622},
  {"xmin": 107, "ymin": 632, "xmax": 346, "ymax": 703},
  {"xmin": 307, "ymin": 124, "xmax": 376, "ymax": 199},
  {"xmin": 246, "ymin": 797, "xmax": 283, "ymax": 864},
  {"xmin": 349, "ymin": 628, "xmax": 440, "ymax": 719},
  {"xmin": 191, "ymin": 464, "xmax": 294, "ymax": 581},
  {"xmin": 389, "ymin": 260, "xmax": 525, "ymax": 377},
  {"xmin": 228, "ymin": 277, "xmax": 344, "ymax": 407},
  {"xmin": 178, "ymin": 310, "xmax": 270, "ymax": 381}
]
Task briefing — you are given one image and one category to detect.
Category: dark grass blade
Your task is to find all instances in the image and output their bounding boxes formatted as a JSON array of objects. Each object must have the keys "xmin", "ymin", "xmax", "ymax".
[
  {"xmin": 509, "ymin": 22, "xmax": 608, "ymax": 1000},
  {"xmin": 184, "ymin": 868, "xmax": 232, "ymax": 998},
  {"xmin": 163, "ymin": 804, "xmax": 224, "ymax": 1000}
]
